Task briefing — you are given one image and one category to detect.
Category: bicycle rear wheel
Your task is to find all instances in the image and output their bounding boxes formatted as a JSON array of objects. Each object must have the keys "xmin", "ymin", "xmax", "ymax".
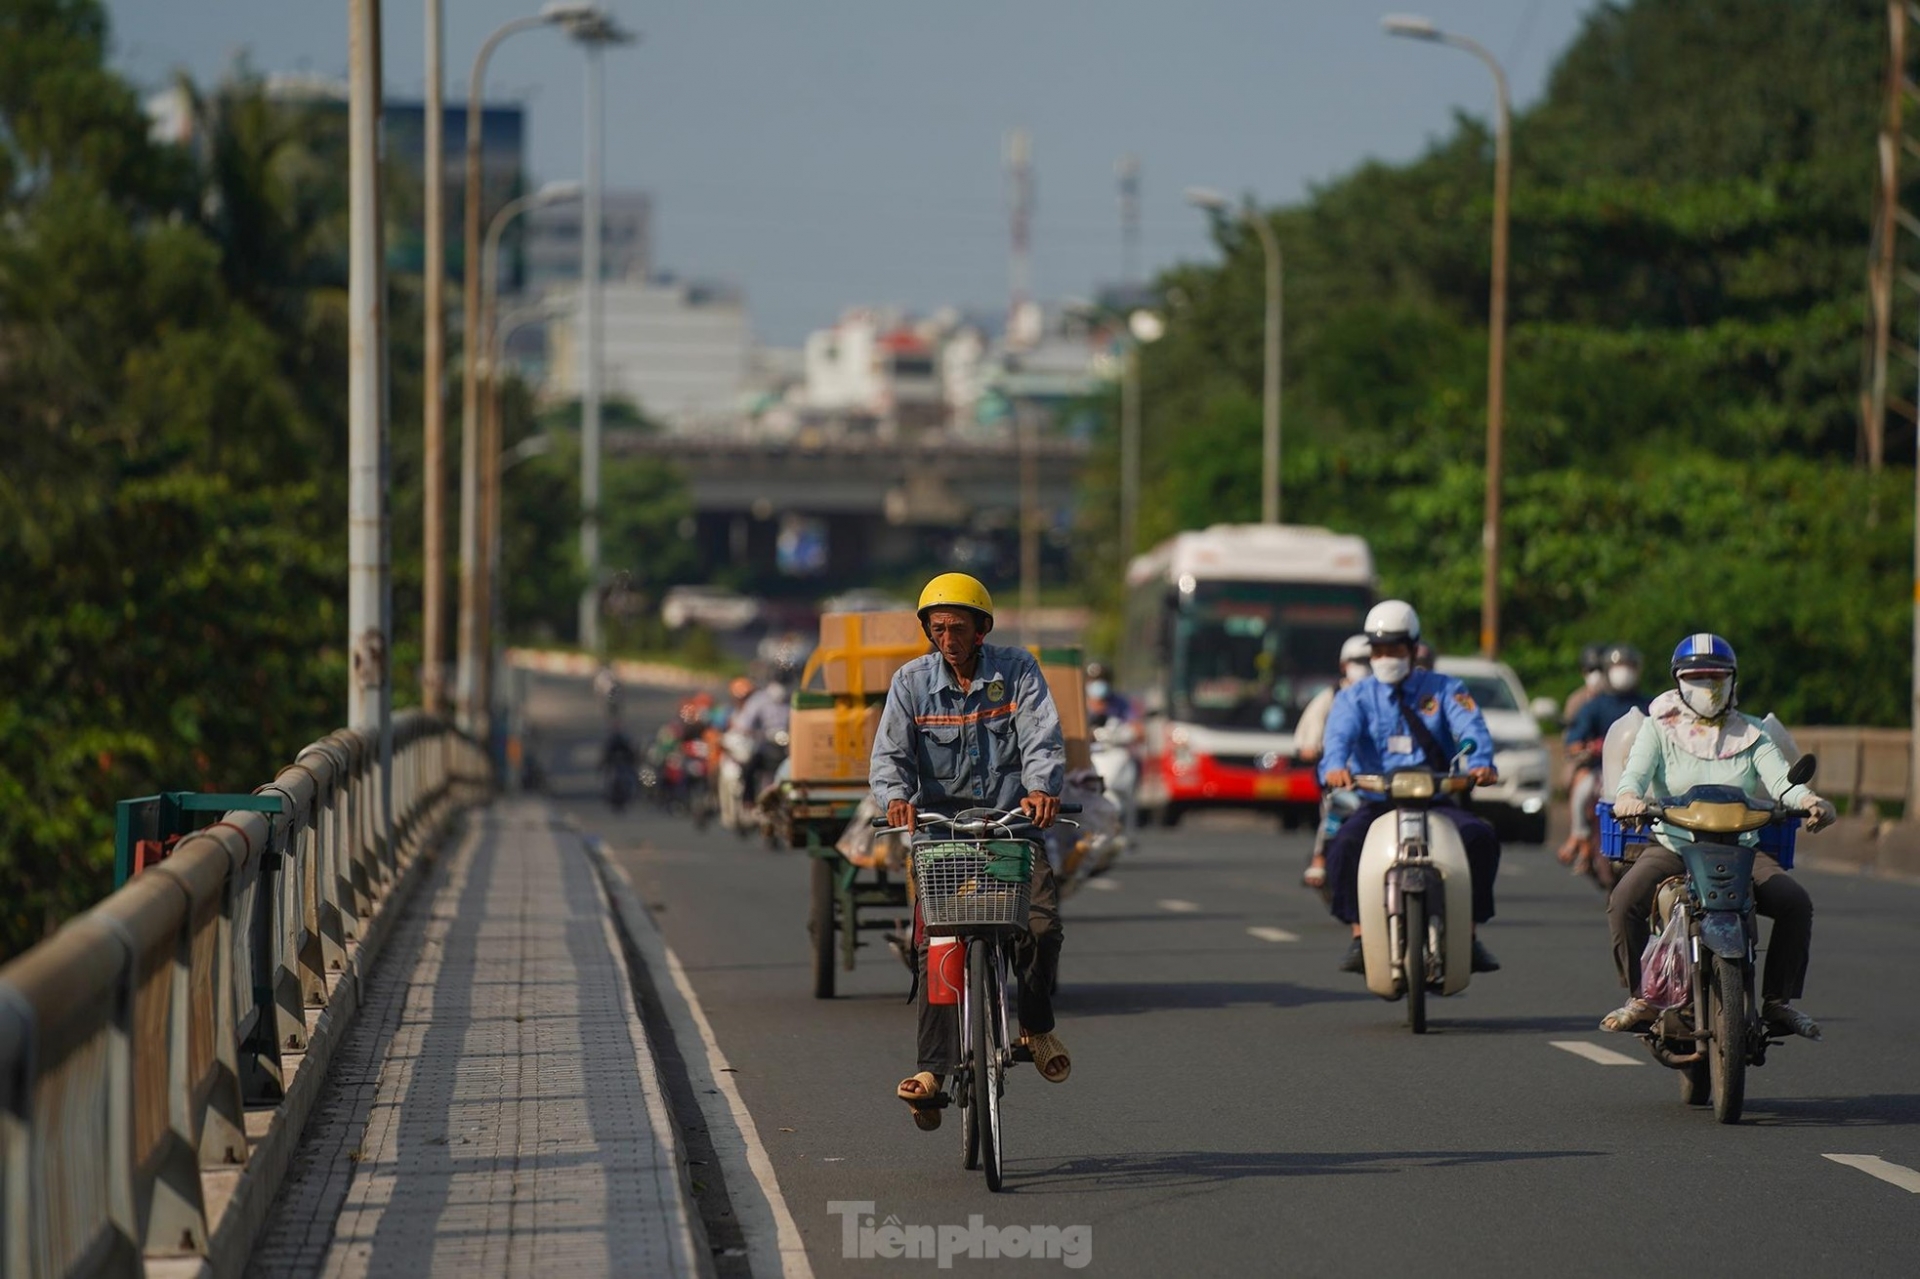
[{"xmin": 971, "ymin": 938, "xmax": 1006, "ymax": 1191}]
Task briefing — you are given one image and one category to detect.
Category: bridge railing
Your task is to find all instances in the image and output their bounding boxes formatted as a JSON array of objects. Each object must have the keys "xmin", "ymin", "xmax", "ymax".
[{"xmin": 0, "ymin": 712, "xmax": 488, "ymax": 1278}]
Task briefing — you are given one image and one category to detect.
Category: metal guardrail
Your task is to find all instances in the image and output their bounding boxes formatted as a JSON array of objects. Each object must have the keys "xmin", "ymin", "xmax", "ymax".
[{"xmin": 0, "ymin": 712, "xmax": 488, "ymax": 1278}]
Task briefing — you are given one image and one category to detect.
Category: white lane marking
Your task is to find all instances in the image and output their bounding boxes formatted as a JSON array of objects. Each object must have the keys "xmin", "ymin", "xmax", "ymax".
[
  {"xmin": 592, "ymin": 842, "xmax": 815, "ymax": 1278},
  {"xmin": 1247, "ymin": 926, "xmax": 1300, "ymax": 943},
  {"xmin": 1549, "ymin": 1040, "xmax": 1645, "ymax": 1067},
  {"xmin": 1823, "ymin": 1154, "xmax": 1920, "ymax": 1193},
  {"xmin": 1157, "ymin": 898, "xmax": 1202, "ymax": 913},
  {"xmin": 1086, "ymin": 878, "xmax": 1121, "ymax": 892}
]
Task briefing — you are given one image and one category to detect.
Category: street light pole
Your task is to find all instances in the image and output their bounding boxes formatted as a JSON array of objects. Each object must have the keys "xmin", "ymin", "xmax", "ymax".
[
  {"xmin": 1187, "ymin": 187, "xmax": 1282, "ymax": 524},
  {"xmin": 478, "ymin": 183, "xmax": 580, "ymax": 729},
  {"xmin": 1118, "ymin": 307, "xmax": 1164, "ymax": 567},
  {"xmin": 1384, "ymin": 14, "xmax": 1512, "ymax": 657},
  {"xmin": 422, "ymin": 0, "xmax": 446, "ymax": 714},
  {"xmin": 554, "ymin": 10, "xmax": 634, "ymax": 659}
]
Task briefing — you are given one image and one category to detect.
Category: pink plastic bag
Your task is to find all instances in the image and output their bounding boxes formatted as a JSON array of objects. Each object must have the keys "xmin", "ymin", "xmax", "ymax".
[{"xmin": 1639, "ymin": 914, "xmax": 1692, "ymax": 1010}]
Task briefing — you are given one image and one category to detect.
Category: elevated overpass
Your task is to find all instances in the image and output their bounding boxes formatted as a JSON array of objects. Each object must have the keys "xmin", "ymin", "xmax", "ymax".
[{"xmin": 608, "ymin": 429, "xmax": 1090, "ymax": 581}]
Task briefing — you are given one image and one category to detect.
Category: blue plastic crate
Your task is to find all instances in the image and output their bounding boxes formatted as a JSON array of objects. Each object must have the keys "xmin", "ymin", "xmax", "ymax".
[{"xmin": 1595, "ymin": 800, "xmax": 1797, "ymax": 869}]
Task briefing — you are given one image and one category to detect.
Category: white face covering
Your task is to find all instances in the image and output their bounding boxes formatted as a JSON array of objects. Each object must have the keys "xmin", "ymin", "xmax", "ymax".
[
  {"xmin": 1584, "ymin": 669, "xmax": 1606, "ymax": 693},
  {"xmin": 1606, "ymin": 664, "xmax": 1640, "ymax": 692},
  {"xmin": 1677, "ymin": 674, "xmax": 1733, "ymax": 719},
  {"xmin": 1344, "ymin": 661, "xmax": 1370, "ymax": 686},
  {"xmin": 1371, "ymin": 656, "xmax": 1411, "ymax": 685}
]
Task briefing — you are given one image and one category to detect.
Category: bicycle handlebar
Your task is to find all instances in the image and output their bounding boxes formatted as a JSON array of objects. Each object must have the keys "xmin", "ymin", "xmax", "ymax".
[{"xmin": 869, "ymin": 804, "xmax": 1081, "ymax": 832}]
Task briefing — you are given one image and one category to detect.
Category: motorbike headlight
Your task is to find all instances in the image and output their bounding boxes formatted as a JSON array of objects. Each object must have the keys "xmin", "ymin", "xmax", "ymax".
[{"xmin": 1389, "ymin": 772, "xmax": 1436, "ymax": 801}]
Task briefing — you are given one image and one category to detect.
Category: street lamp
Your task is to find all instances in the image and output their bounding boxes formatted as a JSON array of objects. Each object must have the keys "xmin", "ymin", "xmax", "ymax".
[
  {"xmin": 1384, "ymin": 12, "xmax": 1512, "ymax": 658},
  {"xmin": 475, "ymin": 182, "xmax": 580, "ymax": 727},
  {"xmin": 551, "ymin": 5, "xmax": 637, "ymax": 660},
  {"xmin": 1119, "ymin": 308, "xmax": 1164, "ymax": 568},
  {"xmin": 1187, "ymin": 187, "xmax": 1282, "ymax": 525},
  {"xmin": 457, "ymin": 2, "xmax": 592, "ymax": 736}
]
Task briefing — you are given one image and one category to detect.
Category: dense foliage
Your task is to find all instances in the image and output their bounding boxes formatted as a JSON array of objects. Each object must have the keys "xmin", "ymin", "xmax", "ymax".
[
  {"xmin": 0, "ymin": 0, "xmax": 689, "ymax": 958},
  {"xmin": 1079, "ymin": 0, "xmax": 1911, "ymax": 723}
]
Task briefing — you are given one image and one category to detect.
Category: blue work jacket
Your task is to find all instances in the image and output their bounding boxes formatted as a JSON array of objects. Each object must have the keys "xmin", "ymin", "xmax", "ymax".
[
  {"xmin": 1318, "ymin": 668, "xmax": 1496, "ymax": 782},
  {"xmin": 870, "ymin": 644, "xmax": 1065, "ymax": 815}
]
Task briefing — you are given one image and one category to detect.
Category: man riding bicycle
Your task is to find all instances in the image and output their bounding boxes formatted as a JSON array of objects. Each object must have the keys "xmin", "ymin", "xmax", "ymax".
[{"xmin": 871, "ymin": 572, "xmax": 1071, "ymax": 1129}]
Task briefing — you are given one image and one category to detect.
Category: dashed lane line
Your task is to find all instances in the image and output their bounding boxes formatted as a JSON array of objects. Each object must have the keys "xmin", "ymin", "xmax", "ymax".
[
  {"xmin": 1549, "ymin": 1040, "xmax": 1645, "ymax": 1066},
  {"xmin": 1086, "ymin": 878, "xmax": 1121, "ymax": 892},
  {"xmin": 1247, "ymin": 926, "xmax": 1300, "ymax": 943},
  {"xmin": 1823, "ymin": 1154, "xmax": 1920, "ymax": 1193},
  {"xmin": 1157, "ymin": 898, "xmax": 1203, "ymax": 913}
]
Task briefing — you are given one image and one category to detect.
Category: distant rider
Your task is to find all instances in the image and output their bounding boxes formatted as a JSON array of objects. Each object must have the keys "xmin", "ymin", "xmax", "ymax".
[
  {"xmin": 1319, "ymin": 600, "xmax": 1504, "ymax": 975},
  {"xmin": 1560, "ymin": 644, "xmax": 1649, "ymax": 878},
  {"xmin": 1085, "ymin": 661, "xmax": 1133, "ymax": 729},
  {"xmin": 1601, "ymin": 633, "xmax": 1835, "ymax": 1039},
  {"xmin": 734, "ymin": 666, "xmax": 793, "ymax": 798},
  {"xmin": 871, "ymin": 573, "xmax": 1070, "ymax": 1128},
  {"xmin": 1294, "ymin": 633, "xmax": 1372, "ymax": 891}
]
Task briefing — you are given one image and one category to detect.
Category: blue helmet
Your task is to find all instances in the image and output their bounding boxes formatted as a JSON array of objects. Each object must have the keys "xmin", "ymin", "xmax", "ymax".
[{"xmin": 1670, "ymin": 632, "xmax": 1737, "ymax": 678}]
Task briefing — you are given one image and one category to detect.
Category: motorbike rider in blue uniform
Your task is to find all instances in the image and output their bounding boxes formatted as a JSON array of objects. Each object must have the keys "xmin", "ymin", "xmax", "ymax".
[{"xmin": 1319, "ymin": 600, "xmax": 1504, "ymax": 975}]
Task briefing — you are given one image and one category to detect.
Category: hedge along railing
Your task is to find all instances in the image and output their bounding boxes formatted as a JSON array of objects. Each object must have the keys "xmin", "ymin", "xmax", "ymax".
[{"xmin": 0, "ymin": 712, "xmax": 489, "ymax": 1279}]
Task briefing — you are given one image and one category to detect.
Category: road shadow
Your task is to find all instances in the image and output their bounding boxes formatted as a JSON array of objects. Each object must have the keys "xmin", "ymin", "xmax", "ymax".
[
  {"xmin": 1009, "ymin": 1148, "xmax": 1604, "ymax": 1194},
  {"xmin": 1055, "ymin": 980, "xmax": 1372, "ymax": 1017},
  {"xmin": 1741, "ymin": 1095, "xmax": 1920, "ymax": 1128},
  {"xmin": 1431, "ymin": 1014, "xmax": 1613, "ymax": 1036}
]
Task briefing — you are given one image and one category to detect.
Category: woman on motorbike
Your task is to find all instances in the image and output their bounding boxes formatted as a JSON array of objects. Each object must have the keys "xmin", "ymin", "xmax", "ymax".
[{"xmin": 1600, "ymin": 633, "xmax": 1835, "ymax": 1038}]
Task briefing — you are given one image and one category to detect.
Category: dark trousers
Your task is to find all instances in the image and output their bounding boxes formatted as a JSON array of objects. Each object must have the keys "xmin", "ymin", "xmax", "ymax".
[
  {"xmin": 917, "ymin": 856, "xmax": 1061, "ymax": 1077},
  {"xmin": 1326, "ymin": 799, "xmax": 1501, "ymax": 926},
  {"xmin": 1606, "ymin": 846, "xmax": 1812, "ymax": 1001}
]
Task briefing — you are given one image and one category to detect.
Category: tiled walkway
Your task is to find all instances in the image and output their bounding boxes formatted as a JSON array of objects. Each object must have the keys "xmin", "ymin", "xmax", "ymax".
[{"xmin": 250, "ymin": 802, "xmax": 701, "ymax": 1277}]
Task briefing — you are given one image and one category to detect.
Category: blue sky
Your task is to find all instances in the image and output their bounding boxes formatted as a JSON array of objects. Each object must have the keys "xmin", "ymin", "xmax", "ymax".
[{"xmin": 106, "ymin": 1, "xmax": 1599, "ymax": 344}]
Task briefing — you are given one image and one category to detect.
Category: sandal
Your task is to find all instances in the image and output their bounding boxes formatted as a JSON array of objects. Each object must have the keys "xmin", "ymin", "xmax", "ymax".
[
  {"xmin": 1024, "ymin": 1031, "xmax": 1071, "ymax": 1083},
  {"xmin": 1599, "ymin": 998, "xmax": 1655, "ymax": 1033},
  {"xmin": 1302, "ymin": 856, "xmax": 1327, "ymax": 889},
  {"xmin": 896, "ymin": 1071, "xmax": 948, "ymax": 1130}
]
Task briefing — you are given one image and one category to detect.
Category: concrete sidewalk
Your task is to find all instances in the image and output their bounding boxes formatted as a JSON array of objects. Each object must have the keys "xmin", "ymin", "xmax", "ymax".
[{"xmin": 248, "ymin": 801, "xmax": 705, "ymax": 1278}]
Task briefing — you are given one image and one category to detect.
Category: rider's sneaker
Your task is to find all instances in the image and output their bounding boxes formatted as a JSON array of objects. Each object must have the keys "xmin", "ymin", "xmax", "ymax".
[
  {"xmin": 1470, "ymin": 939, "xmax": 1501, "ymax": 973},
  {"xmin": 1763, "ymin": 1000, "xmax": 1823, "ymax": 1042},
  {"xmin": 1339, "ymin": 938, "xmax": 1366, "ymax": 973}
]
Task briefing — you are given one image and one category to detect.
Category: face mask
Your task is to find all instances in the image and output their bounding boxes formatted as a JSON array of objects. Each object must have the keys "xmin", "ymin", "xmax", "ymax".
[
  {"xmin": 1606, "ymin": 665, "xmax": 1639, "ymax": 692},
  {"xmin": 1371, "ymin": 656, "xmax": 1411, "ymax": 685},
  {"xmin": 1677, "ymin": 674, "xmax": 1732, "ymax": 719},
  {"xmin": 1344, "ymin": 662, "xmax": 1370, "ymax": 686},
  {"xmin": 1584, "ymin": 669, "xmax": 1606, "ymax": 693}
]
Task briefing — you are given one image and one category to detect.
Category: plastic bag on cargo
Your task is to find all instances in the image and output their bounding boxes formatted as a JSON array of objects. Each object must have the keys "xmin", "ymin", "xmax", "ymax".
[
  {"xmin": 836, "ymin": 793, "xmax": 907, "ymax": 871},
  {"xmin": 1638, "ymin": 909, "xmax": 1693, "ymax": 1010}
]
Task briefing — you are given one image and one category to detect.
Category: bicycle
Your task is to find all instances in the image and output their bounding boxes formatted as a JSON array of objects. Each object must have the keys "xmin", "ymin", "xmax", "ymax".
[{"xmin": 873, "ymin": 805, "xmax": 1078, "ymax": 1192}]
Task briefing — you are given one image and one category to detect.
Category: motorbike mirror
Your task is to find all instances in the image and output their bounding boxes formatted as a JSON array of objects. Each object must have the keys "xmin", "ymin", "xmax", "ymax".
[
  {"xmin": 1453, "ymin": 738, "xmax": 1476, "ymax": 770},
  {"xmin": 1787, "ymin": 753, "xmax": 1817, "ymax": 787}
]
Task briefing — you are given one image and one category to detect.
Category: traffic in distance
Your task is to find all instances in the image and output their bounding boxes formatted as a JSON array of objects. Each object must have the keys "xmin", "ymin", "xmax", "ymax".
[{"xmin": 569, "ymin": 522, "xmax": 1837, "ymax": 1178}]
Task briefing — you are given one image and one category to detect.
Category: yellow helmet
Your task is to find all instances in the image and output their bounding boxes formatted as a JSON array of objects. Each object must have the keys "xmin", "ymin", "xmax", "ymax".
[{"xmin": 917, "ymin": 572, "xmax": 994, "ymax": 626}]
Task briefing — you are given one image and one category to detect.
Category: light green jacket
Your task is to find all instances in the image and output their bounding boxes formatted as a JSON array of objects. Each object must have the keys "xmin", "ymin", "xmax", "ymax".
[{"xmin": 1616, "ymin": 710, "xmax": 1814, "ymax": 851}]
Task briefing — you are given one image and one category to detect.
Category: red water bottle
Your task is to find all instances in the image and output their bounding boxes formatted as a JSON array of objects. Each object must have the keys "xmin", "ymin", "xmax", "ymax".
[{"xmin": 927, "ymin": 935, "xmax": 962, "ymax": 1005}]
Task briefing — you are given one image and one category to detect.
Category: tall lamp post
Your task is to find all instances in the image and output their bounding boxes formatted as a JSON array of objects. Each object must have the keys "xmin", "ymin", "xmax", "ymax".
[
  {"xmin": 423, "ymin": 0, "xmax": 447, "ymax": 714},
  {"xmin": 1119, "ymin": 308, "xmax": 1165, "ymax": 568},
  {"xmin": 458, "ymin": 1, "xmax": 597, "ymax": 734},
  {"xmin": 1384, "ymin": 13, "xmax": 1512, "ymax": 658},
  {"xmin": 551, "ymin": 6, "xmax": 636, "ymax": 659},
  {"xmin": 477, "ymin": 182, "xmax": 581, "ymax": 732},
  {"xmin": 1187, "ymin": 188, "xmax": 1281, "ymax": 526}
]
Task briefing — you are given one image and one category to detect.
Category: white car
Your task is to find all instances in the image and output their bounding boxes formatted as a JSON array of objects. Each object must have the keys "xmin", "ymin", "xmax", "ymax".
[
  {"xmin": 660, "ymin": 585, "xmax": 761, "ymax": 632},
  {"xmin": 1433, "ymin": 656, "xmax": 1550, "ymax": 844}
]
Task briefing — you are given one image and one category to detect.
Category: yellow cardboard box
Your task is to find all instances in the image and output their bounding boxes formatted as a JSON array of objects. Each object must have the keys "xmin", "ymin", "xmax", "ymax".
[{"xmin": 811, "ymin": 611, "xmax": 927, "ymax": 696}]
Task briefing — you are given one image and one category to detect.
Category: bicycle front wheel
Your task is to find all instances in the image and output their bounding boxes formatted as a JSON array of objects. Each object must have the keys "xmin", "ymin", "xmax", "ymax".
[{"xmin": 970, "ymin": 938, "xmax": 1006, "ymax": 1192}]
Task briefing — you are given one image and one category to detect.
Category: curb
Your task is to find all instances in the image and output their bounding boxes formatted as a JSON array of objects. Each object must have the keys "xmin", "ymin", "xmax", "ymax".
[{"xmin": 579, "ymin": 829, "xmax": 816, "ymax": 1279}]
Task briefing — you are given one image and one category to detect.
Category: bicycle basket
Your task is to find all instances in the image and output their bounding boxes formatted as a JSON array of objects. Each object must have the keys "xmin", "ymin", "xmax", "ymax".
[{"xmin": 913, "ymin": 840, "xmax": 1032, "ymax": 933}]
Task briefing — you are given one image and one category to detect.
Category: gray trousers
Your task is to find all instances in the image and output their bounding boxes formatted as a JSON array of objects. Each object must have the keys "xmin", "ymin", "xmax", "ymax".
[
  {"xmin": 1606, "ymin": 846, "xmax": 1813, "ymax": 1002},
  {"xmin": 917, "ymin": 856, "xmax": 1061, "ymax": 1076}
]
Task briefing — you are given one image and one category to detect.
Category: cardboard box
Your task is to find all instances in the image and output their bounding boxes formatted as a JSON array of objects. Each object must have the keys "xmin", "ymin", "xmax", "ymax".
[
  {"xmin": 811, "ymin": 611, "xmax": 927, "ymax": 696},
  {"xmin": 788, "ymin": 691, "xmax": 886, "ymax": 781},
  {"xmin": 1032, "ymin": 646, "xmax": 1092, "ymax": 772}
]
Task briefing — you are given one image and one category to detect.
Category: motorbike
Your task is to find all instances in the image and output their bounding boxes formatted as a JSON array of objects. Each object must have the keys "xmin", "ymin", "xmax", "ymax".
[
  {"xmin": 1610, "ymin": 754, "xmax": 1817, "ymax": 1125},
  {"xmin": 1351, "ymin": 759, "xmax": 1487, "ymax": 1034},
  {"xmin": 682, "ymin": 735, "xmax": 717, "ymax": 829},
  {"xmin": 719, "ymin": 728, "xmax": 790, "ymax": 842},
  {"xmin": 1088, "ymin": 720, "xmax": 1141, "ymax": 832},
  {"xmin": 1046, "ymin": 773, "xmax": 1125, "ymax": 899}
]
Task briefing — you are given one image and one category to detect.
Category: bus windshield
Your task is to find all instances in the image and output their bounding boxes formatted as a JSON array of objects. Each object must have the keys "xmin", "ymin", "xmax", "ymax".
[{"xmin": 1170, "ymin": 581, "xmax": 1371, "ymax": 730}]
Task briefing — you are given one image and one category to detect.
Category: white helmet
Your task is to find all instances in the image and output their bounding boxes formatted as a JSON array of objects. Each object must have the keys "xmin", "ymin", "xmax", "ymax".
[
  {"xmin": 1339, "ymin": 633, "xmax": 1372, "ymax": 664},
  {"xmin": 1363, "ymin": 599, "xmax": 1420, "ymax": 645}
]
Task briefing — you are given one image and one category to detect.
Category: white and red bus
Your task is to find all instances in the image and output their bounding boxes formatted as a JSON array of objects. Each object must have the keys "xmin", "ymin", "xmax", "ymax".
[{"xmin": 1120, "ymin": 524, "xmax": 1375, "ymax": 827}]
